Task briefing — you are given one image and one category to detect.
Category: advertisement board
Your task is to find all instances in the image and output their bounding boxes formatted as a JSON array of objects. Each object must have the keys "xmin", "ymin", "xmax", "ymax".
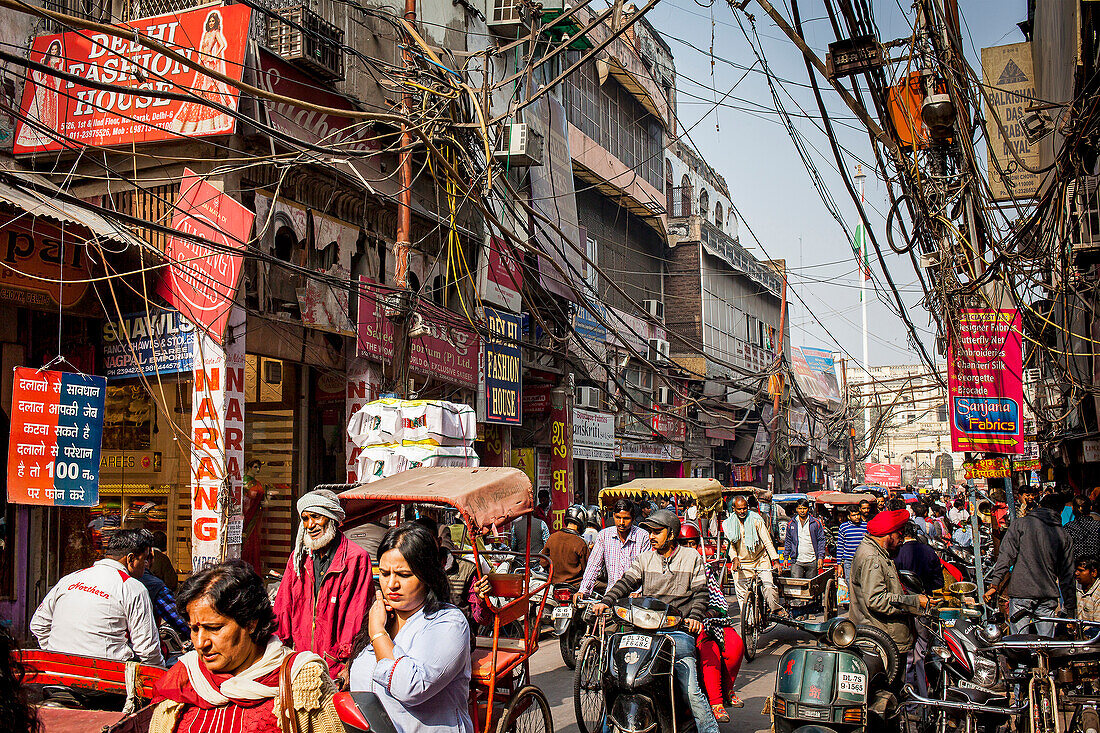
[
  {"xmin": 477, "ymin": 236, "xmax": 523, "ymax": 312},
  {"xmin": 864, "ymin": 462, "xmax": 902, "ymax": 487},
  {"xmin": 573, "ymin": 408, "xmax": 615, "ymax": 462},
  {"xmin": 13, "ymin": 4, "xmax": 250, "ymax": 154},
  {"xmin": 356, "ymin": 278, "xmax": 479, "ymax": 388},
  {"xmin": 948, "ymin": 309, "xmax": 1024, "ymax": 454},
  {"xmin": 7, "ymin": 367, "xmax": 106, "ymax": 506},
  {"xmin": 159, "ymin": 169, "xmax": 254, "ymax": 343},
  {"xmin": 0, "ymin": 216, "xmax": 93, "ymax": 308},
  {"xmin": 616, "ymin": 439, "xmax": 683, "ymax": 462},
  {"xmin": 102, "ymin": 309, "xmax": 195, "ymax": 378},
  {"xmin": 982, "ymin": 43, "xmax": 1040, "ymax": 201},
  {"xmin": 483, "ymin": 307, "xmax": 522, "ymax": 425},
  {"xmin": 964, "ymin": 458, "xmax": 1010, "ymax": 479}
]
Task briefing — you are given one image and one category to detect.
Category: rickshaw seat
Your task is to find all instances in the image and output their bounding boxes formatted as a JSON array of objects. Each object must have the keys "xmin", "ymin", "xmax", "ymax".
[
  {"xmin": 486, "ymin": 573, "xmax": 526, "ymax": 598},
  {"xmin": 470, "ymin": 649, "xmax": 525, "ymax": 684}
]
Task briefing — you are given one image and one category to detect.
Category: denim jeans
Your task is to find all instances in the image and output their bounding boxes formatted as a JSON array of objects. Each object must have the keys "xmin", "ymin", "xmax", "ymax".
[
  {"xmin": 667, "ymin": 631, "xmax": 720, "ymax": 733},
  {"xmin": 791, "ymin": 561, "xmax": 817, "ymax": 579},
  {"xmin": 1008, "ymin": 597, "xmax": 1059, "ymax": 637}
]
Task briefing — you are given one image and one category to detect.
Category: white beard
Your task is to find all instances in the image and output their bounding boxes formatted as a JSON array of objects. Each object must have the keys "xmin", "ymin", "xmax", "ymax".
[{"xmin": 303, "ymin": 522, "xmax": 337, "ymax": 553}]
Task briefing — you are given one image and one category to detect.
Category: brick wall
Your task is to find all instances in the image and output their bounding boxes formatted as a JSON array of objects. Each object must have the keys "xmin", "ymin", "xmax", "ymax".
[{"xmin": 667, "ymin": 242, "xmax": 703, "ymax": 350}]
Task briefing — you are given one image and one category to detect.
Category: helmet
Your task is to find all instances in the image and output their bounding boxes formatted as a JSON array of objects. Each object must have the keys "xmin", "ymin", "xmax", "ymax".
[
  {"xmin": 564, "ymin": 505, "xmax": 587, "ymax": 529},
  {"xmin": 678, "ymin": 522, "xmax": 702, "ymax": 542},
  {"xmin": 585, "ymin": 505, "xmax": 602, "ymax": 528}
]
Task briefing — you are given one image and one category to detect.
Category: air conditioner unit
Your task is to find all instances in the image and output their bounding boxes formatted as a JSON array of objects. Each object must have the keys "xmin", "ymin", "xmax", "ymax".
[
  {"xmin": 656, "ymin": 386, "xmax": 674, "ymax": 406},
  {"xmin": 266, "ymin": 6, "xmax": 345, "ymax": 82},
  {"xmin": 487, "ymin": 0, "xmax": 524, "ymax": 37},
  {"xmin": 575, "ymin": 386, "xmax": 602, "ymax": 410},
  {"xmin": 493, "ymin": 123, "xmax": 543, "ymax": 167},
  {"xmin": 643, "ymin": 299, "xmax": 665, "ymax": 321},
  {"xmin": 648, "ymin": 338, "xmax": 670, "ymax": 362}
]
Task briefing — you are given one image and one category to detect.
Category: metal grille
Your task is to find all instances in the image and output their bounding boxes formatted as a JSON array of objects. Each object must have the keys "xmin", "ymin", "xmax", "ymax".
[
  {"xmin": 120, "ymin": 0, "xmax": 194, "ymax": 21},
  {"xmin": 1070, "ymin": 175, "xmax": 1100, "ymax": 257},
  {"xmin": 42, "ymin": 0, "xmax": 113, "ymax": 32},
  {"xmin": 107, "ymin": 183, "xmax": 177, "ymax": 252}
]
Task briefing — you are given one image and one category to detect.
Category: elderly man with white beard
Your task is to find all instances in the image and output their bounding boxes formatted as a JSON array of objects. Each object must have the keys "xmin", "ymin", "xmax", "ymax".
[{"xmin": 274, "ymin": 488, "xmax": 374, "ymax": 681}]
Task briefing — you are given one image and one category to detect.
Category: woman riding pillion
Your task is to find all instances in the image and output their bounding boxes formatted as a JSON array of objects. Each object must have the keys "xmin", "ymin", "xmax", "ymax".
[{"xmin": 678, "ymin": 522, "xmax": 746, "ymax": 721}]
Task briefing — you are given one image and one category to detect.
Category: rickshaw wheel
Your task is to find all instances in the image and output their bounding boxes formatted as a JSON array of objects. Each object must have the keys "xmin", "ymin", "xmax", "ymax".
[
  {"xmin": 741, "ymin": 581, "xmax": 759, "ymax": 661},
  {"xmin": 574, "ymin": 636, "xmax": 604, "ymax": 733},
  {"xmin": 497, "ymin": 685, "xmax": 553, "ymax": 733},
  {"xmin": 824, "ymin": 578, "xmax": 838, "ymax": 620}
]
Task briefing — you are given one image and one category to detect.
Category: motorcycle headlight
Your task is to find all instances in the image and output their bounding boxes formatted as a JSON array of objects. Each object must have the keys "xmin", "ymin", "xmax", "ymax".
[
  {"xmin": 617, "ymin": 605, "xmax": 666, "ymax": 630},
  {"xmin": 973, "ymin": 656, "xmax": 999, "ymax": 686},
  {"xmin": 828, "ymin": 619, "xmax": 857, "ymax": 648}
]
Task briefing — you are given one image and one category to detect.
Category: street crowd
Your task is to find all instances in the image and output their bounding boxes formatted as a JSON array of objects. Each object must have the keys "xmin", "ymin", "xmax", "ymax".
[{"xmin": 11, "ymin": 482, "xmax": 1098, "ymax": 733}]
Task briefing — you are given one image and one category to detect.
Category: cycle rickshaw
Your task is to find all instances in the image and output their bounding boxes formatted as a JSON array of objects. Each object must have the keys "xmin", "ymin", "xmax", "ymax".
[{"xmin": 336, "ymin": 466, "xmax": 554, "ymax": 733}]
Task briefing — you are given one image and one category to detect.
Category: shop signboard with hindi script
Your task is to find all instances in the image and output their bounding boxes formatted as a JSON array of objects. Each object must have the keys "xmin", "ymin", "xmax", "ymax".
[
  {"xmin": 7, "ymin": 367, "xmax": 106, "ymax": 506},
  {"xmin": 12, "ymin": 4, "xmax": 251, "ymax": 155}
]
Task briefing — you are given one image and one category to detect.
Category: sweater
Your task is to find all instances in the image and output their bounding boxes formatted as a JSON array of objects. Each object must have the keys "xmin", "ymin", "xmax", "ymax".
[
  {"xmin": 540, "ymin": 529, "xmax": 590, "ymax": 584},
  {"xmin": 986, "ymin": 507, "xmax": 1076, "ymax": 609},
  {"xmin": 602, "ymin": 546, "xmax": 709, "ymax": 621},
  {"xmin": 836, "ymin": 521, "xmax": 866, "ymax": 563}
]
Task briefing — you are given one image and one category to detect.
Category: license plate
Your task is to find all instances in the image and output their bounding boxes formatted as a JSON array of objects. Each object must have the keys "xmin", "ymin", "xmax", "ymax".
[
  {"xmin": 839, "ymin": 672, "xmax": 866, "ymax": 694},
  {"xmin": 552, "ymin": 606, "xmax": 573, "ymax": 619},
  {"xmin": 619, "ymin": 634, "xmax": 652, "ymax": 650}
]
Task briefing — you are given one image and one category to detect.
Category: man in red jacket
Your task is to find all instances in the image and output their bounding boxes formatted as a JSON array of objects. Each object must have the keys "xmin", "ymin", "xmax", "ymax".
[{"xmin": 274, "ymin": 488, "xmax": 374, "ymax": 678}]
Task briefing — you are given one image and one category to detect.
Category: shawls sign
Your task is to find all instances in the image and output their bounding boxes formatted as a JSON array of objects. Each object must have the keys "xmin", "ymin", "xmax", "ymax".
[
  {"xmin": 159, "ymin": 169, "xmax": 254, "ymax": 343},
  {"xmin": 7, "ymin": 367, "xmax": 106, "ymax": 506},
  {"xmin": 13, "ymin": 4, "xmax": 250, "ymax": 154}
]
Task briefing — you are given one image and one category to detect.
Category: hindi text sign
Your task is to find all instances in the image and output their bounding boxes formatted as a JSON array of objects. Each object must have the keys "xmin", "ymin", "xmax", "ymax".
[{"xmin": 8, "ymin": 367, "xmax": 106, "ymax": 506}]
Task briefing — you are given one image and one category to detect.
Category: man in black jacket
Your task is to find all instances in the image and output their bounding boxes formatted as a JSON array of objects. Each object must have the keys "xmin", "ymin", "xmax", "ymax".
[{"xmin": 985, "ymin": 492, "xmax": 1076, "ymax": 636}]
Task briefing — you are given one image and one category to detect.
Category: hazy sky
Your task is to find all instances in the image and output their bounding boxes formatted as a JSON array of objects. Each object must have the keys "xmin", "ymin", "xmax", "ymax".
[{"xmin": 641, "ymin": 0, "xmax": 1027, "ymax": 370}]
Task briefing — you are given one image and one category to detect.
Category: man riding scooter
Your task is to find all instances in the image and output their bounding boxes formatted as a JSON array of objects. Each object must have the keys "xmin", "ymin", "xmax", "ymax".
[{"xmin": 593, "ymin": 509, "xmax": 720, "ymax": 733}]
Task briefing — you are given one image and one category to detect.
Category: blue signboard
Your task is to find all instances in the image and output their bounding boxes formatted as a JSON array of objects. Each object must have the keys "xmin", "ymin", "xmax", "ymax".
[
  {"xmin": 574, "ymin": 304, "xmax": 607, "ymax": 342},
  {"xmin": 484, "ymin": 307, "xmax": 522, "ymax": 425},
  {"xmin": 102, "ymin": 309, "xmax": 195, "ymax": 379}
]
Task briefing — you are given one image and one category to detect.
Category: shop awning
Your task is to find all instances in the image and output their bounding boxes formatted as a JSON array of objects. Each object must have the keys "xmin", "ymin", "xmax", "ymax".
[{"xmin": 0, "ymin": 164, "xmax": 147, "ymax": 248}]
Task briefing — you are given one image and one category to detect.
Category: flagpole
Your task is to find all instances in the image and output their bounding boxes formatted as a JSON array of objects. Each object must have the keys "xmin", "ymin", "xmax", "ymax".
[{"xmin": 855, "ymin": 164, "xmax": 870, "ymax": 458}]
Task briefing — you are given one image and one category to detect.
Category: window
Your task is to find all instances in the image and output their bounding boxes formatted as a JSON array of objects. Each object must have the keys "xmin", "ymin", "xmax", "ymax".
[
  {"xmin": 699, "ymin": 189, "xmax": 709, "ymax": 221},
  {"xmin": 665, "ymin": 160, "xmax": 674, "ymax": 213},
  {"xmin": 715, "ymin": 202, "xmax": 724, "ymax": 229},
  {"xmin": 680, "ymin": 175, "xmax": 692, "ymax": 217},
  {"xmin": 561, "ymin": 55, "xmax": 662, "ymax": 189},
  {"xmin": 937, "ymin": 403, "xmax": 948, "ymax": 423}
]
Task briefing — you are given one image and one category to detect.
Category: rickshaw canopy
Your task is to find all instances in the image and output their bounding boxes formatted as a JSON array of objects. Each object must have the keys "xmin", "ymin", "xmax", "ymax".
[
  {"xmin": 814, "ymin": 491, "xmax": 877, "ymax": 506},
  {"xmin": 772, "ymin": 493, "xmax": 810, "ymax": 504},
  {"xmin": 852, "ymin": 484, "xmax": 887, "ymax": 496},
  {"xmin": 600, "ymin": 478, "xmax": 724, "ymax": 513},
  {"xmin": 338, "ymin": 467, "xmax": 533, "ymax": 535}
]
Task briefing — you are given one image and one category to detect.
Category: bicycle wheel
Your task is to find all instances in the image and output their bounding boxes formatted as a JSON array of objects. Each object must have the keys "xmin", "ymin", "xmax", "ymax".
[
  {"xmin": 742, "ymin": 581, "xmax": 759, "ymax": 661},
  {"xmin": 574, "ymin": 636, "xmax": 604, "ymax": 733},
  {"xmin": 497, "ymin": 684, "xmax": 553, "ymax": 733}
]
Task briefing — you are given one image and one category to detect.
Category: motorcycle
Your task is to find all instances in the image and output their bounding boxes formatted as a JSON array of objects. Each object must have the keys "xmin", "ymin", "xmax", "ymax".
[
  {"xmin": 332, "ymin": 690, "xmax": 400, "ymax": 733},
  {"xmin": 770, "ymin": 615, "xmax": 904, "ymax": 733},
  {"xmin": 598, "ymin": 597, "xmax": 701, "ymax": 733},
  {"xmin": 548, "ymin": 583, "xmax": 585, "ymax": 668}
]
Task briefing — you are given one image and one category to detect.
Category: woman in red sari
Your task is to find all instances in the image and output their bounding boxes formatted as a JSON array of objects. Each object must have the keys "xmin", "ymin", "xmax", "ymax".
[{"xmin": 149, "ymin": 560, "xmax": 342, "ymax": 733}]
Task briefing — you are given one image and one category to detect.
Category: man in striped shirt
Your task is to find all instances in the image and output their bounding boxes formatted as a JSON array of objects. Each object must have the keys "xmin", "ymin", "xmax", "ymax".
[
  {"xmin": 837, "ymin": 506, "xmax": 867, "ymax": 579},
  {"xmin": 576, "ymin": 498, "xmax": 649, "ymax": 600}
]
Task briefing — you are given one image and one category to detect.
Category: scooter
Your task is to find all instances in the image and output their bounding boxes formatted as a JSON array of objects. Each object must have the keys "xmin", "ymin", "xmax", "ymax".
[
  {"xmin": 770, "ymin": 615, "xmax": 903, "ymax": 733},
  {"xmin": 333, "ymin": 690, "xmax": 400, "ymax": 733},
  {"xmin": 599, "ymin": 597, "xmax": 699, "ymax": 733},
  {"xmin": 552, "ymin": 590, "xmax": 600, "ymax": 669}
]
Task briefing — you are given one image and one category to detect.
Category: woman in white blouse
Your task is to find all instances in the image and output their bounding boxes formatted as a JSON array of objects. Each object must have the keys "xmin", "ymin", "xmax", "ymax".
[{"xmin": 349, "ymin": 523, "xmax": 473, "ymax": 733}]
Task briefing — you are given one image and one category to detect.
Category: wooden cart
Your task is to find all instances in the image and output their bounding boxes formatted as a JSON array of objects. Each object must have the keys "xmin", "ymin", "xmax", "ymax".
[{"xmin": 740, "ymin": 565, "xmax": 838, "ymax": 660}]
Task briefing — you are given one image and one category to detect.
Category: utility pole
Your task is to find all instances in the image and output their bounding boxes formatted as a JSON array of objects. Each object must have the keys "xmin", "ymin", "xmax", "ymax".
[
  {"xmin": 771, "ymin": 264, "xmax": 788, "ymax": 493},
  {"xmin": 854, "ymin": 164, "xmax": 871, "ymax": 456},
  {"xmin": 841, "ymin": 356, "xmax": 854, "ymax": 491}
]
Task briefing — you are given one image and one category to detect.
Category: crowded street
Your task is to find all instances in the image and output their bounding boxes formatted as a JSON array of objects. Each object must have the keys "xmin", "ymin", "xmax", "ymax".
[{"xmin": 2, "ymin": 0, "xmax": 1099, "ymax": 731}]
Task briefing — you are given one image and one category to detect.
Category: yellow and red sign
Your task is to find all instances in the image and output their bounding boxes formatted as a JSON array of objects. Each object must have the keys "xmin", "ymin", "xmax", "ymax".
[
  {"xmin": 13, "ymin": 4, "xmax": 250, "ymax": 154},
  {"xmin": 963, "ymin": 458, "xmax": 1010, "ymax": 479}
]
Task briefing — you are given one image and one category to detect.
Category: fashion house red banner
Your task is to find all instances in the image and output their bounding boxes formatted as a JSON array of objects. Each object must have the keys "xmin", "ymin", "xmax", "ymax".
[{"xmin": 13, "ymin": 4, "xmax": 250, "ymax": 154}]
